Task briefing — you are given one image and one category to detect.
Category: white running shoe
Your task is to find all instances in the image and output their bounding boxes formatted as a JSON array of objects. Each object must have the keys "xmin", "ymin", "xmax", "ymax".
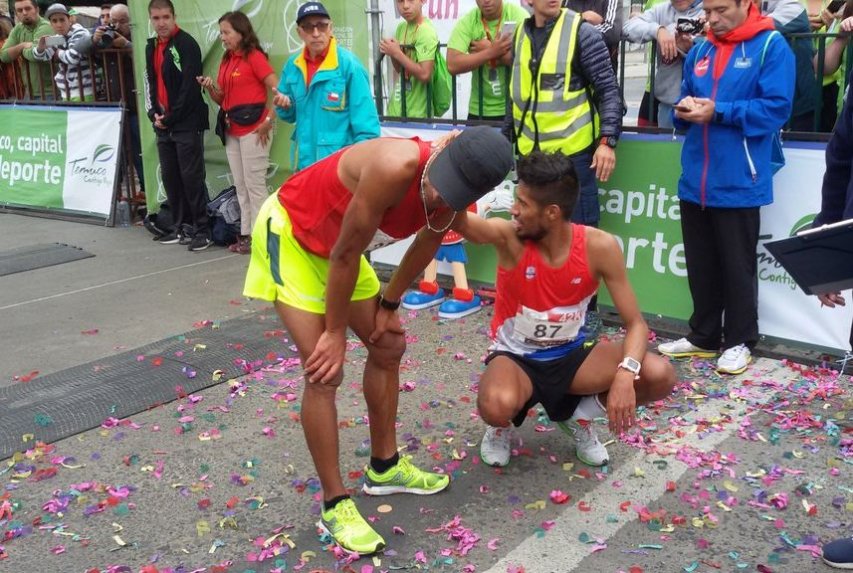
[
  {"xmin": 557, "ymin": 419, "xmax": 609, "ymax": 467},
  {"xmin": 480, "ymin": 425, "xmax": 511, "ymax": 467},
  {"xmin": 657, "ymin": 337, "xmax": 717, "ymax": 358},
  {"xmin": 716, "ymin": 344, "xmax": 751, "ymax": 375}
]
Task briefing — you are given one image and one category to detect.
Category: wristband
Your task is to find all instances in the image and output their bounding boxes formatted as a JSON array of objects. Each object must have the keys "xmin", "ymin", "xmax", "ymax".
[{"xmin": 379, "ymin": 295, "xmax": 401, "ymax": 311}]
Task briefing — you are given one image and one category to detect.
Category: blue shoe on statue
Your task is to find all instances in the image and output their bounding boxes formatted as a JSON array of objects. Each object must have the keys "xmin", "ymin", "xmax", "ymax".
[
  {"xmin": 402, "ymin": 288, "xmax": 446, "ymax": 310},
  {"xmin": 438, "ymin": 294, "xmax": 481, "ymax": 320},
  {"xmin": 823, "ymin": 537, "xmax": 853, "ymax": 569}
]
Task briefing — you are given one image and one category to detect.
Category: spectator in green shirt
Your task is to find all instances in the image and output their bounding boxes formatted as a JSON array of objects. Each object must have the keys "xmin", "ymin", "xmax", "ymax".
[
  {"xmin": 447, "ymin": 0, "xmax": 529, "ymax": 120},
  {"xmin": 381, "ymin": 0, "xmax": 439, "ymax": 118},
  {"xmin": 0, "ymin": 0, "xmax": 54, "ymax": 99}
]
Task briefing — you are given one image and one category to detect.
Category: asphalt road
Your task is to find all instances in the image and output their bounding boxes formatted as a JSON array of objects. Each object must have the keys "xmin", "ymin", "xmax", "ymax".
[{"xmin": 0, "ymin": 212, "xmax": 849, "ymax": 573}]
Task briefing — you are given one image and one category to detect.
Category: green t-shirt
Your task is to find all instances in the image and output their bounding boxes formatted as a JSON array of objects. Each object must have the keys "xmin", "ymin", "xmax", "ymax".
[
  {"xmin": 0, "ymin": 17, "xmax": 54, "ymax": 97},
  {"xmin": 387, "ymin": 18, "xmax": 439, "ymax": 118},
  {"xmin": 447, "ymin": 3, "xmax": 529, "ymax": 117}
]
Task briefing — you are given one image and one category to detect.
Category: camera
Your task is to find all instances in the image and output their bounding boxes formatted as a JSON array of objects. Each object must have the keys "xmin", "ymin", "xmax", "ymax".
[
  {"xmin": 676, "ymin": 18, "xmax": 704, "ymax": 35},
  {"xmin": 100, "ymin": 24, "xmax": 118, "ymax": 45}
]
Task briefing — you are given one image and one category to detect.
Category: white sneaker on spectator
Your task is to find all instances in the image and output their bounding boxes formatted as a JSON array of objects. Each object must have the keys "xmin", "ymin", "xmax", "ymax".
[
  {"xmin": 716, "ymin": 344, "xmax": 751, "ymax": 375},
  {"xmin": 480, "ymin": 425, "xmax": 511, "ymax": 467},
  {"xmin": 557, "ymin": 419, "xmax": 609, "ymax": 467},
  {"xmin": 657, "ymin": 337, "xmax": 717, "ymax": 358}
]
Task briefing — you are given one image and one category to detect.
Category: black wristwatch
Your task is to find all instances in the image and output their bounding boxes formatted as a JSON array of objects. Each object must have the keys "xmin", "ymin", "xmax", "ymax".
[
  {"xmin": 600, "ymin": 135, "xmax": 618, "ymax": 149},
  {"xmin": 379, "ymin": 295, "xmax": 401, "ymax": 311}
]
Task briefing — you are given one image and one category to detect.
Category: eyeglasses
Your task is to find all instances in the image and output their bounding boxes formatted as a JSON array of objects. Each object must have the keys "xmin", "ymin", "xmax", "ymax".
[{"xmin": 300, "ymin": 21, "xmax": 330, "ymax": 33}]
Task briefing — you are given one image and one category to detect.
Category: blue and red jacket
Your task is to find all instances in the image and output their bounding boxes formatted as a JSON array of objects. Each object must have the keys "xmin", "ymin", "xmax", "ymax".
[{"xmin": 674, "ymin": 5, "xmax": 794, "ymax": 209}]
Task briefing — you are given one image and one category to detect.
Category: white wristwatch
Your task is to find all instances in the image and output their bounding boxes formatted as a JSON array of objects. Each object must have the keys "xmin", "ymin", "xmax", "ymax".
[{"xmin": 617, "ymin": 356, "xmax": 641, "ymax": 379}]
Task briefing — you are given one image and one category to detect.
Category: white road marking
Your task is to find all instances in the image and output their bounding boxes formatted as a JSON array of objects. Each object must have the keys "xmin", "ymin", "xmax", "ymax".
[
  {"xmin": 484, "ymin": 358, "xmax": 783, "ymax": 573},
  {"xmin": 0, "ymin": 255, "xmax": 239, "ymax": 312}
]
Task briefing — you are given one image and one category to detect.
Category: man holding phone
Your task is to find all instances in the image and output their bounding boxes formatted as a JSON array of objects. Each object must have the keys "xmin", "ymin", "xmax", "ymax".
[
  {"xmin": 658, "ymin": 0, "xmax": 795, "ymax": 374},
  {"xmin": 446, "ymin": 0, "xmax": 529, "ymax": 120}
]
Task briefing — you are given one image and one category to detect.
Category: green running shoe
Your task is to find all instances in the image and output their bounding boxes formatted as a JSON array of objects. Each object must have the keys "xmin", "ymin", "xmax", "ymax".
[
  {"xmin": 362, "ymin": 455, "xmax": 450, "ymax": 495},
  {"xmin": 317, "ymin": 498, "xmax": 386, "ymax": 555}
]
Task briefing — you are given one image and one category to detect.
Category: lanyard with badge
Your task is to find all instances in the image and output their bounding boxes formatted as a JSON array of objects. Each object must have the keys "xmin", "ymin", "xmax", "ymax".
[
  {"xmin": 397, "ymin": 22, "xmax": 420, "ymax": 97},
  {"xmin": 480, "ymin": 12, "xmax": 503, "ymax": 93}
]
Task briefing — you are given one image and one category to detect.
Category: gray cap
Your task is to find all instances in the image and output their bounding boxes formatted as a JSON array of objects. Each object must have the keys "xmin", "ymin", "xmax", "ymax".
[
  {"xmin": 428, "ymin": 126, "xmax": 514, "ymax": 211},
  {"xmin": 45, "ymin": 3, "xmax": 69, "ymax": 19}
]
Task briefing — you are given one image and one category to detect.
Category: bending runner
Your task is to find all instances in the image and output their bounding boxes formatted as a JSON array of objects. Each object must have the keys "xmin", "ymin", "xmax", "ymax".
[{"xmin": 243, "ymin": 126, "xmax": 513, "ymax": 554}]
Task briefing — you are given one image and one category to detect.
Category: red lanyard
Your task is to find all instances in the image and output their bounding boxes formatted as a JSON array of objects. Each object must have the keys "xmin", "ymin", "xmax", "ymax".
[{"xmin": 481, "ymin": 11, "xmax": 503, "ymax": 68}]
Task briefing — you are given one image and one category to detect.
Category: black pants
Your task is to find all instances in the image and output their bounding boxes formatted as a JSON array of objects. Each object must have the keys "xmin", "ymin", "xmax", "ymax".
[
  {"xmin": 156, "ymin": 130, "xmax": 209, "ymax": 236},
  {"xmin": 680, "ymin": 200, "xmax": 760, "ymax": 350}
]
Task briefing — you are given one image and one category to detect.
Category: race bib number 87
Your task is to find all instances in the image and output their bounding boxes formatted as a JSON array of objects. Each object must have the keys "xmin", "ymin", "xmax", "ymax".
[{"xmin": 511, "ymin": 304, "xmax": 585, "ymax": 347}]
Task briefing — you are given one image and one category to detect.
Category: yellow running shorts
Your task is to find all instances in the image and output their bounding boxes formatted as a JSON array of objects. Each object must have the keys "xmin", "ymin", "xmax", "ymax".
[{"xmin": 243, "ymin": 193, "xmax": 380, "ymax": 313}]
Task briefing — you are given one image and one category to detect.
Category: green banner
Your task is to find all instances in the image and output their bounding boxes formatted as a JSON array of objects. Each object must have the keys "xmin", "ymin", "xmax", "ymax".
[{"xmin": 128, "ymin": 0, "xmax": 371, "ymax": 212}]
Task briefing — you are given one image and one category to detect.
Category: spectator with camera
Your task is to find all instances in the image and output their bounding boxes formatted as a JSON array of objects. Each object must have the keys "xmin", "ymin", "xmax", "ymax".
[
  {"xmin": 658, "ymin": 0, "xmax": 794, "ymax": 374},
  {"xmin": 623, "ymin": 0, "xmax": 704, "ymax": 128},
  {"xmin": 32, "ymin": 3, "xmax": 99, "ymax": 102},
  {"xmin": 0, "ymin": 0, "xmax": 53, "ymax": 99},
  {"xmin": 94, "ymin": 3, "xmax": 144, "ymax": 192}
]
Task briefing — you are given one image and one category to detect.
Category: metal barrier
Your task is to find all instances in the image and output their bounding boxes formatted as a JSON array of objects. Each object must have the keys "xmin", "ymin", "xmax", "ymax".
[
  {"xmin": 0, "ymin": 47, "xmax": 142, "ymax": 223},
  {"xmin": 377, "ymin": 33, "xmax": 853, "ymax": 136}
]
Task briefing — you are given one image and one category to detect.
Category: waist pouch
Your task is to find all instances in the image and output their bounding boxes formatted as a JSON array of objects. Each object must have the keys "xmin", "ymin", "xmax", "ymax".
[{"xmin": 227, "ymin": 102, "xmax": 266, "ymax": 126}]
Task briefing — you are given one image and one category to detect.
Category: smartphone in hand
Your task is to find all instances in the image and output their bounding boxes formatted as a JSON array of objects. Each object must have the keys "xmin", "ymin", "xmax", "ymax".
[
  {"xmin": 45, "ymin": 35, "xmax": 65, "ymax": 48},
  {"xmin": 500, "ymin": 21, "xmax": 517, "ymax": 39},
  {"xmin": 827, "ymin": 0, "xmax": 845, "ymax": 12}
]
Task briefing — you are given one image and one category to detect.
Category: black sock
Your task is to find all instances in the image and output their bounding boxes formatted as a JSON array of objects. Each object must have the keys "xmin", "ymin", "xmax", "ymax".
[
  {"xmin": 370, "ymin": 452, "xmax": 400, "ymax": 474},
  {"xmin": 323, "ymin": 494, "xmax": 350, "ymax": 512}
]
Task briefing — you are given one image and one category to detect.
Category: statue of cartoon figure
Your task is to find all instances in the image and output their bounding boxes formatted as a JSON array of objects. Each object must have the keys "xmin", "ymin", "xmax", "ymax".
[{"xmin": 402, "ymin": 186, "xmax": 514, "ymax": 319}]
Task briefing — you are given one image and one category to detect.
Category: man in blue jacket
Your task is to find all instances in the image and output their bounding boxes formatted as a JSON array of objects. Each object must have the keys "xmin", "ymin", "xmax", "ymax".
[
  {"xmin": 272, "ymin": 2, "xmax": 380, "ymax": 171},
  {"xmin": 656, "ymin": 0, "xmax": 794, "ymax": 375}
]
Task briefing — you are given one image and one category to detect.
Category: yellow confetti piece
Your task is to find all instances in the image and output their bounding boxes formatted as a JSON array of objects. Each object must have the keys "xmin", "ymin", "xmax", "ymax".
[
  {"xmin": 723, "ymin": 480, "xmax": 739, "ymax": 492},
  {"xmin": 756, "ymin": 433, "xmax": 767, "ymax": 443},
  {"xmin": 300, "ymin": 550, "xmax": 316, "ymax": 561},
  {"xmin": 264, "ymin": 533, "xmax": 295, "ymax": 549},
  {"xmin": 846, "ymin": 502, "xmax": 853, "ymax": 512},
  {"xmin": 692, "ymin": 517, "xmax": 705, "ymax": 528},
  {"xmin": 451, "ymin": 448, "xmax": 464, "ymax": 460},
  {"xmin": 716, "ymin": 501, "xmax": 732, "ymax": 512},
  {"xmin": 746, "ymin": 469, "xmax": 766, "ymax": 478},
  {"xmin": 561, "ymin": 462, "xmax": 575, "ymax": 472},
  {"xmin": 218, "ymin": 517, "xmax": 238, "ymax": 530},
  {"xmin": 377, "ymin": 504, "xmax": 393, "ymax": 514},
  {"xmin": 111, "ymin": 523, "xmax": 124, "ymax": 533},
  {"xmin": 524, "ymin": 500, "xmax": 546, "ymax": 510},
  {"xmin": 791, "ymin": 450, "xmax": 804, "ymax": 459},
  {"xmin": 112, "ymin": 535, "xmax": 127, "ymax": 547},
  {"xmin": 633, "ymin": 467, "xmax": 645, "ymax": 478},
  {"xmin": 193, "ymin": 344, "xmax": 207, "ymax": 351},
  {"xmin": 196, "ymin": 520, "xmax": 211, "ymax": 537},
  {"xmin": 660, "ymin": 524, "xmax": 675, "ymax": 533},
  {"xmin": 373, "ymin": 555, "xmax": 382, "ymax": 566},
  {"xmin": 140, "ymin": 465, "xmax": 154, "ymax": 473},
  {"xmin": 212, "ymin": 369, "xmax": 224, "ymax": 381},
  {"xmin": 22, "ymin": 434, "xmax": 34, "ymax": 442},
  {"xmin": 60, "ymin": 462, "xmax": 84, "ymax": 469}
]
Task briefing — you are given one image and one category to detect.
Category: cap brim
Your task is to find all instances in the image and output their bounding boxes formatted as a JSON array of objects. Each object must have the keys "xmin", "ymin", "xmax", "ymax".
[{"xmin": 428, "ymin": 147, "xmax": 471, "ymax": 212}]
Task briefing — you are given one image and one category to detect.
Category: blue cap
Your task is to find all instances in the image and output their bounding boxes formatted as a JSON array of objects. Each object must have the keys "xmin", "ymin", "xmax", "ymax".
[{"xmin": 296, "ymin": 2, "xmax": 331, "ymax": 24}]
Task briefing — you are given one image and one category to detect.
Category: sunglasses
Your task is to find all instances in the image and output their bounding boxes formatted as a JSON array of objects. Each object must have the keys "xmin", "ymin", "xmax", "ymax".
[{"xmin": 300, "ymin": 21, "xmax": 331, "ymax": 33}]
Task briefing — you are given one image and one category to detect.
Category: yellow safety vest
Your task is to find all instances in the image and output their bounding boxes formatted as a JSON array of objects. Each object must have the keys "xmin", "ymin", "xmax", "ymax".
[{"xmin": 511, "ymin": 10, "xmax": 598, "ymax": 155}]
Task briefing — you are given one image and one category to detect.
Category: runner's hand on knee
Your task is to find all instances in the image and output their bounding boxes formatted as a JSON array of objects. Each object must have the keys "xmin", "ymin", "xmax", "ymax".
[{"xmin": 305, "ymin": 330, "xmax": 346, "ymax": 384}]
